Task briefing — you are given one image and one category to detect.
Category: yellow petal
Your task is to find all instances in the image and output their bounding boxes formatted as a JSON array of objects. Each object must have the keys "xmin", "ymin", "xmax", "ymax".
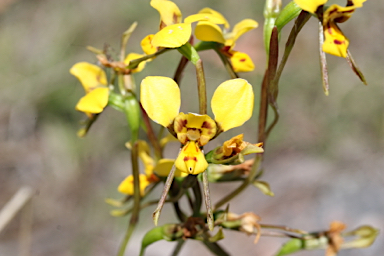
[
  {"xmin": 150, "ymin": 0, "xmax": 182, "ymax": 27},
  {"xmin": 151, "ymin": 23, "xmax": 192, "ymax": 48},
  {"xmin": 294, "ymin": 0, "xmax": 328, "ymax": 13},
  {"xmin": 75, "ymin": 87, "xmax": 109, "ymax": 114},
  {"xmin": 226, "ymin": 19, "xmax": 258, "ymax": 46},
  {"xmin": 153, "ymin": 159, "xmax": 188, "ymax": 177},
  {"xmin": 230, "ymin": 51, "xmax": 255, "ymax": 72},
  {"xmin": 70, "ymin": 62, "xmax": 107, "ymax": 92},
  {"xmin": 124, "ymin": 53, "xmax": 146, "ymax": 73},
  {"xmin": 350, "ymin": 0, "xmax": 366, "ymax": 8},
  {"xmin": 323, "ymin": 23, "xmax": 349, "ymax": 58},
  {"xmin": 198, "ymin": 7, "xmax": 230, "ymax": 29},
  {"xmin": 140, "ymin": 76, "xmax": 180, "ymax": 127},
  {"xmin": 175, "ymin": 141, "xmax": 208, "ymax": 175},
  {"xmin": 184, "ymin": 13, "xmax": 228, "ymax": 25},
  {"xmin": 141, "ymin": 34, "xmax": 157, "ymax": 55},
  {"xmin": 195, "ymin": 21, "xmax": 225, "ymax": 44},
  {"xmin": 212, "ymin": 79, "xmax": 254, "ymax": 131},
  {"xmin": 118, "ymin": 174, "xmax": 150, "ymax": 196}
]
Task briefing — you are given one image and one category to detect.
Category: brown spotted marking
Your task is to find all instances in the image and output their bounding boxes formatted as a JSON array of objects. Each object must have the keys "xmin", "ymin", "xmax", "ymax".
[
  {"xmin": 201, "ymin": 121, "xmax": 211, "ymax": 129},
  {"xmin": 176, "ymin": 118, "xmax": 187, "ymax": 133}
]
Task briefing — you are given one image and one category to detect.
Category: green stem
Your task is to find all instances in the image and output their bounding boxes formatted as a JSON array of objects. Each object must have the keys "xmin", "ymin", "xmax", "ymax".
[
  {"xmin": 263, "ymin": 0, "xmax": 281, "ymax": 55},
  {"xmin": 117, "ymin": 142, "xmax": 140, "ymax": 256},
  {"xmin": 127, "ymin": 48, "xmax": 171, "ymax": 69},
  {"xmin": 273, "ymin": 11, "xmax": 311, "ymax": 86},
  {"xmin": 195, "ymin": 59, "xmax": 207, "ymax": 115}
]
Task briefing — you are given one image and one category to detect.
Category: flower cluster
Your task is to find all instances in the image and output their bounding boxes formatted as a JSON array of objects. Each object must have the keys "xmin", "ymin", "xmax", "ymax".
[
  {"xmin": 68, "ymin": 0, "xmax": 378, "ymax": 255},
  {"xmin": 141, "ymin": 76, "xmax": 254, "ymax": 175}
]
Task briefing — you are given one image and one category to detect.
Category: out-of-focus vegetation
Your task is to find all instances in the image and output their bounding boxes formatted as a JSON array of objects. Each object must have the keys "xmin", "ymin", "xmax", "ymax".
[{"xmin": 0, "ymin": 0, "xmax": 383, "ymax": 255}]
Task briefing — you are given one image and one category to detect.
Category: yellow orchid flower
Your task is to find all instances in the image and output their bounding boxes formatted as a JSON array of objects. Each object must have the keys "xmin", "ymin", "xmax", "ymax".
[
  {"xmin": 150, "ymin": 0, "xmax": 182, "ymax": 29},
  {"xmin": 69, "ymin": 62, "xmax": 109, "ymax": 114},
  {"xmin": 141, "ymin": 0, "xmax": 191, "ymax": 52},
  {"xmin": 141, "ymin": 76, "xmax": 254, "ymax": 175},
  {"xmin": 118, "ymin": 140, "xmax": 187, "ymax": 196},
  {"xmin": 206, "ymin": 134, "xmax": 263, "ymax": 165},
  {"xmin": 220, "ymin": 134, "xmax": 264, "ymax": 158},
  {"xmin": 185, "ymin": 9, "xmax": 258, "ymax": 72},
  {"xmin": 294, "ymin": 0, "xmax": 366, "ymax": 58}
]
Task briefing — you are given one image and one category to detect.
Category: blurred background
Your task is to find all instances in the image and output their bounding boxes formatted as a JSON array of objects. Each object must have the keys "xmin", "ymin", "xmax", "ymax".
[{"xmin": 0, "ymin": 0, "xmax": 383, "ymax": 255}]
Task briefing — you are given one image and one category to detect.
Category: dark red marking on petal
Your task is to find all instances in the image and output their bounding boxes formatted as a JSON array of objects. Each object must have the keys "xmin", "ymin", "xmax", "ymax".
[
  {"xmin": 239, "ymin": 58, "xmax": 246, "ymax": 62},
  {"xmin": 183, "ymin": 156, "xmax": 197, "ymax": 162},
  {"xmin": 334, "ymin": 39, "xmax": 343, "ymax": 45}
]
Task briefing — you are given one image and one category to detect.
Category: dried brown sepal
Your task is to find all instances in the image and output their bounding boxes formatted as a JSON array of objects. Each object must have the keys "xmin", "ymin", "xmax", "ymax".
[{"xmin": 346, "ymin": 50, "xmax": 367, "ymax": 85}]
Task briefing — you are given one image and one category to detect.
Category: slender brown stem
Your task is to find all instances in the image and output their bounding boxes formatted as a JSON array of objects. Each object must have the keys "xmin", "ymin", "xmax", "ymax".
[
  {"xmin": 258, "ymin": 64, "xmax": 272, "ymax": 144},
  {"xmin": 214, "ymin": 48, "xmax": 239, "ymax": 79},
  {"xmin": 191, "ymin": 180, "xmax": 202, "ymax": 217},
  {"xmin": 265, "ymin": 27, "xmax": 280, "ymax": 139},
  {"xmin": 203, "ymin": 171, "xmax": 214, "ymax": 231},
  {"xmin": 153, "ymin": 160, "xmax": 178, "ymax": 226},
  {"xmin": 346, "ymin": 50, "xmax": 367, "ymax": 85},
  {"xmin": 174, "ymin": 56, "xmax": 189, "ymax": 85},
  {"xmin": 139, "ymin": 103, "xmax": 162, "ymax": 160},
  {"xmin": 318, "ymin": 21, "xmax": 329, "ymax": 95}
]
